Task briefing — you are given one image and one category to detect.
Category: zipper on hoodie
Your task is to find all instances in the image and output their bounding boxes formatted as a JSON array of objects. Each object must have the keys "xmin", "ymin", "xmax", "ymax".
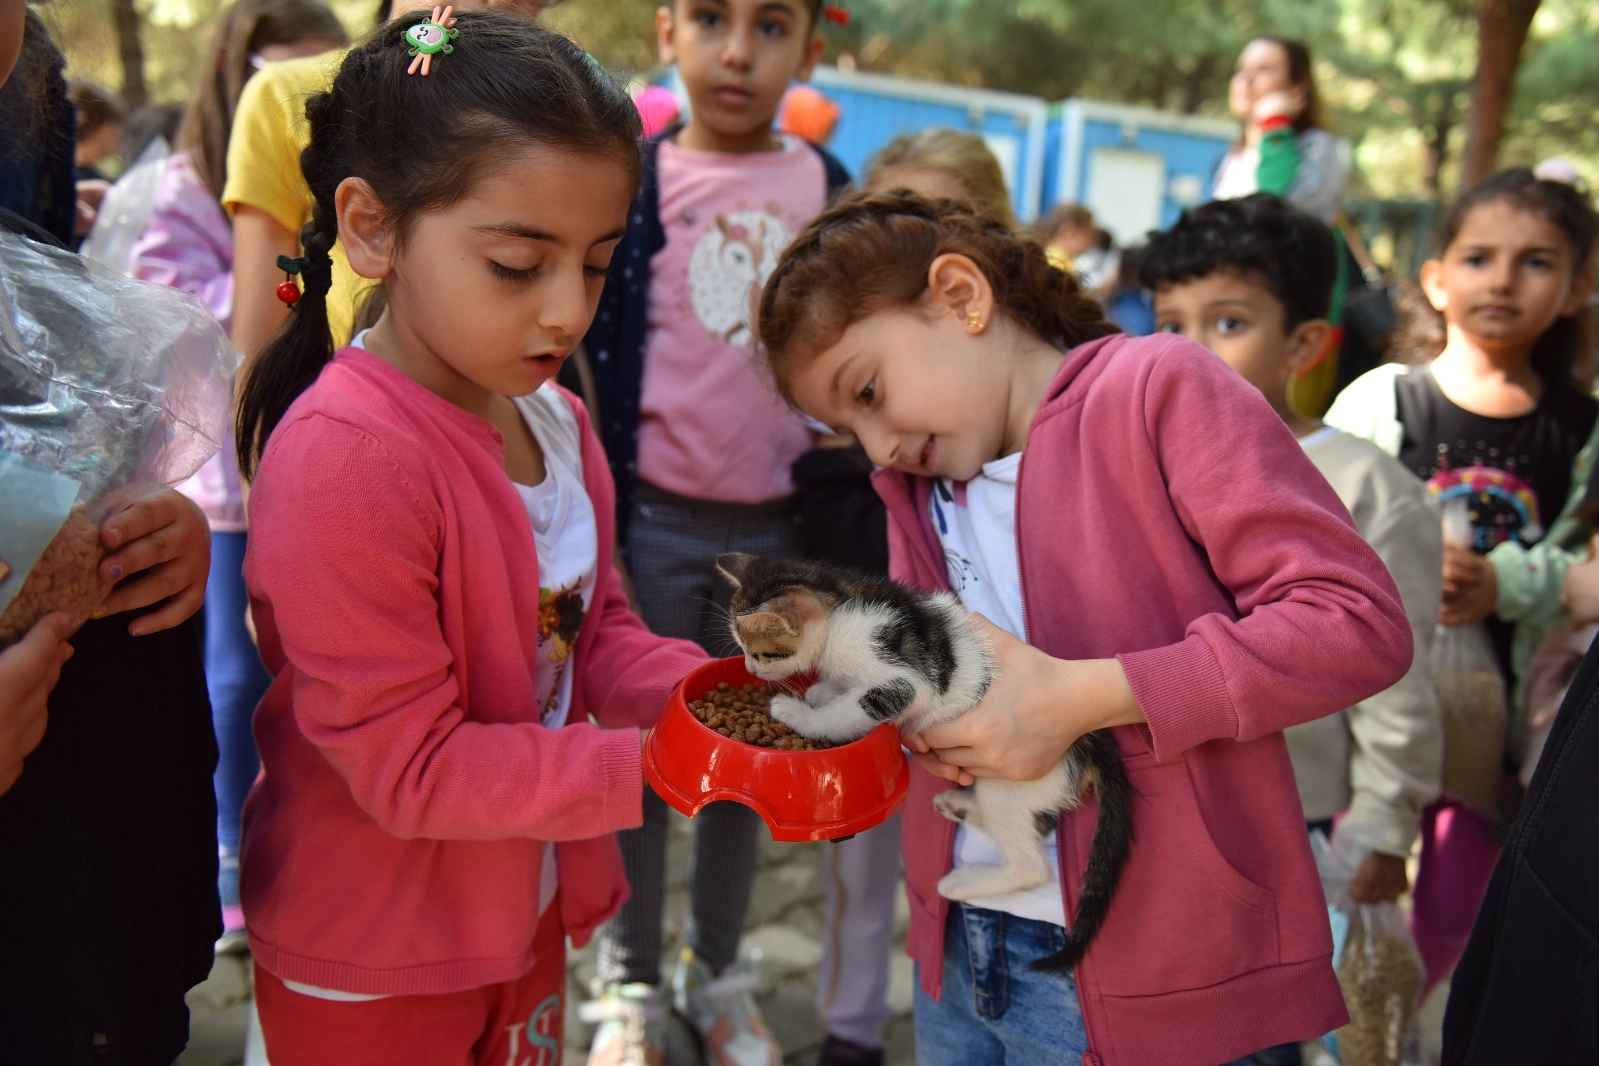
[{"xmin": 1015, "ymin": 449, "xmax": 1102, "ymax": 1064}]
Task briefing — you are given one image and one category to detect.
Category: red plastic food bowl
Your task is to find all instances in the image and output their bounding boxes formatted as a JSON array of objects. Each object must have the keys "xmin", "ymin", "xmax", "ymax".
[{"xmin": 645, "ymin": 657, "xmax": 909, "ymax": 842}]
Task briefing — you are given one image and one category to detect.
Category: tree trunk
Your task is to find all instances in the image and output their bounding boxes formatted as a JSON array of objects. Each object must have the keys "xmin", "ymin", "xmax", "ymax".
[
  {"xmin": 1461, "ymin": 0, "xmax": 1540, "ymax": 186},
  {"xmin": 1179, "ymin": 54, "xmax": 1217, "ymax": 115},
  {"xmin": 111, "ymin": 0, "xmax": 147, "ymax": 108},
  {"xmin": 1424, "ymin": 88, "xmax": 1459, "ymax": 198}
]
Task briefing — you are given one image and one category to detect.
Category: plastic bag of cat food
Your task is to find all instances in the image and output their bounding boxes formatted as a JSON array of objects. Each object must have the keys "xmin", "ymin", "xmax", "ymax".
[
  {"xmin": 1314, "ymin": 830, "xmax": 1425, "ymax": 1066},
  {"xmin": 1430, "ymin": 496, "xmax": 1509, "ymax": 818},
  {"xmin": 0, "ymin": 226, "xmax": 237, "ymax": 645}
]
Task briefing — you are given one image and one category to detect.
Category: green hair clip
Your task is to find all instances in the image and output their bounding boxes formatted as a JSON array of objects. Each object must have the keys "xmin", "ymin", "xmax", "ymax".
[{"xmin": 404, "ymin": 6, "xmax": 458, "ymax": 76}]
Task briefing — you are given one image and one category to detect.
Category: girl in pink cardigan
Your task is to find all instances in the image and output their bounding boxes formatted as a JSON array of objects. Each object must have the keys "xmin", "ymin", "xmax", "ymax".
[
  {"xmin": 231, "ymin": 16, "xmax": 702, "ymax": 1064},
  {"xmin": 757, "ymin": 192, "xmax": 1413, "ymax": 1066}
]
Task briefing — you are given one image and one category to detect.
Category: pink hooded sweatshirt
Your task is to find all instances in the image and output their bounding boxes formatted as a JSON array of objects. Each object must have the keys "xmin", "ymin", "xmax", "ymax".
[
  {"xmin": 877, "ymin": 334, "xmax": 1412, "ymax": 1065},
  {"xmin": 241, "ymin": 348, "xmax": 705, "ymax": 995}
]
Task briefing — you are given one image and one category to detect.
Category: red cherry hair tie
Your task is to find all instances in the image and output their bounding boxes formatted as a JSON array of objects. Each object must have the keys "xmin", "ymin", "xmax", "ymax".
[{"xmin": 824, "ymin": 4, "xmax": 849, "ymax": 24}]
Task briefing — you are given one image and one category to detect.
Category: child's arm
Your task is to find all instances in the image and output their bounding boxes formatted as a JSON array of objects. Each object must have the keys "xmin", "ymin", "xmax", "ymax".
[
  {"xmin": 917, "ymin": 343, "xmax": 1413, "ymax": 778},
  {"xmin": 1341, "ymin": 489, "xmax": 1444, "ymax": 859},
  {"xmin": 250, "ymin": 416, "xmax": 647, "ymax": 843},
  {"xmin": 568, "ymin": 392, "xmax": 707, "ymax": 730},
  {"xmin": 1487, "ymin": 424, "xmax": 1599, "ymax": 628}
]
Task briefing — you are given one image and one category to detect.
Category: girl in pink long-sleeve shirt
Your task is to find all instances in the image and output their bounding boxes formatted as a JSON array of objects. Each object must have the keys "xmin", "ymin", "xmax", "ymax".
[
  {"xmin": 231, "ymin": 16, "xmax": 703, "ymax": 1064},
  {"xmin": 757, "ymin": 192, "xmax": 1414, "ymax": 1066}
]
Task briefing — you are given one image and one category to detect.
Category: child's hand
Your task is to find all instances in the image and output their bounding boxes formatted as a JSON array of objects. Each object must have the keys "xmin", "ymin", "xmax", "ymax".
[
  {"xmin": 0, "ymin": 613, "xmax": 75, "ymax": 796},
  {"xmin": 1440, "ymin": 543, "xmax": 1497, "ymax": 626},
  {"xmin": 1348, "ymin": 850, "xmax": 1409, "ymax": 905},
  {"xmin": 95, "ymin": 488, "xmax": 211, "ymax": 636},
  {"xmin": 1562, "ymin": 535, "xmax": 1599, "ymax": 626},
  {"xmin": 904, "ymin": 615, "xmax": 1141, "ymax": 784}
]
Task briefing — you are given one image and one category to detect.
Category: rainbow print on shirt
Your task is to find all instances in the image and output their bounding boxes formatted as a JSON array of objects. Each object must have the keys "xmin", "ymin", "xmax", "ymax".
[{"xmin": 1427, "ymin": 465, "xmax": 1543, "ymax": 552}]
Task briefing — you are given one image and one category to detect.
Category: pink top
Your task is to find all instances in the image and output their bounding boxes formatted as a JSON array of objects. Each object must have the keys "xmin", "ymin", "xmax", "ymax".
[
  {"xmin": 879, "ymin": 334, "xmax": 1412, "ymax": 1066},
  {"xmin": 130, "ymin": 152, "xmax": 245, "ymax": 531},
  {"xmin": 241, "ymin": 349, "xmax": 705, "ymax": 996},
  {"xmin": 636, "ymin": 135, "xmax": 822, "ymax": 503}
]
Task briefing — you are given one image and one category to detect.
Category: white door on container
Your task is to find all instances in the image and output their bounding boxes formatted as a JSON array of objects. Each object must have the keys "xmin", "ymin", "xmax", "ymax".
[
  {"xmin": 1085, "ymin": 148, "xmax": 1165, "ymax": 246},
  {"xmin": 979, "ymin": 133, "xmax": 1020, "ymax": 206}
]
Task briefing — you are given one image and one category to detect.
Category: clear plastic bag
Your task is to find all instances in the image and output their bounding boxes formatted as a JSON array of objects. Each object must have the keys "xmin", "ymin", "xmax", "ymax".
[
  {"xmin": 0, "ymin": 225, "xmax": 237, "ymax": 644},
  {"xmin": 1314, "ymin": 830, "xmax": 1425, "ymax": 1066},
  {"xmin": 81, "ymin": 136, "xmax": 170, "ymax": 277},
  {"xmin": 1430, "ymin": 496, "xmax": 1509, "ymax": 817}
]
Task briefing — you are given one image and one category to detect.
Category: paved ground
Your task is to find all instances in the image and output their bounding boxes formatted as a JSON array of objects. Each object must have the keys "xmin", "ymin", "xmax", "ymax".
[{"xmin": 180, "ymin": 807, "xmax": 1445, "ymax": 1066}]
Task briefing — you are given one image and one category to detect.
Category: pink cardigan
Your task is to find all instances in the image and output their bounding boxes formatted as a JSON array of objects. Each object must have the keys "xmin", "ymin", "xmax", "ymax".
[
  {"xmin": 241, "ymin": 348, "xmax": 704, "ymax": 996},
  {"xmin": 878, "ymin": 334, "xmax": 1412, "ymax": 1066}
]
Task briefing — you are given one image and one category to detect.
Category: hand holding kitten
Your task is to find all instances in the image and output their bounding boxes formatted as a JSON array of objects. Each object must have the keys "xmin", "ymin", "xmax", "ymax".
[{"xmin": 905, "ymin": 614, "xmax": 1143, "ymax": 784}]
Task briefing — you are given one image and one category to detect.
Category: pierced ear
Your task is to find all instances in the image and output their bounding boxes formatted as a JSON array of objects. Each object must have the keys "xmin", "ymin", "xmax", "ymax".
[
  {"xmin": 336, "ymin": 177, "xmax": 391, "ymax": 281},
  {"xmin": 716, "ymin": 552, "xmax": 756, "ymax": 588},
  {"xmin": 1419, "ymin": 258, "xmax": 1448, "ymax": 315},
  {"xmin": 1285, "ymin": 319, "xmax": 1334, "ymax": 377},
  {"xmin": 926, "ymin": 252, "xmax": 994, "ymax": 334}
]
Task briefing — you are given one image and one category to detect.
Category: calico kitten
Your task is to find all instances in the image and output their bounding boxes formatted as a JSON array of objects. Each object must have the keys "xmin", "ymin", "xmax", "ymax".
[{"xmin": 716, "ymin": 552, "xmax": 1133, "ymax": 973}]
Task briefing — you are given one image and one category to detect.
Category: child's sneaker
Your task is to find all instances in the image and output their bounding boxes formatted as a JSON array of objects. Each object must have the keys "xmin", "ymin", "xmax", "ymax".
[
  {"xmin": 671, "ymin": 948, "xmax": 780, "ymax": 1066},
  {"xmin": 215, "ymin": 846, "xmax": 248, "ymax": 954},
  {"xmin": 580, "ymin": 982, "xmax": 665, "ymax": 1066}
]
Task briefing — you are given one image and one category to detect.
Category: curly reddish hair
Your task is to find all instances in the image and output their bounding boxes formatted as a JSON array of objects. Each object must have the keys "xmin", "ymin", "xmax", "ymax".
[{"xmin": 757, "ymin": 191, "xmax": 1119, "ymax": 399}]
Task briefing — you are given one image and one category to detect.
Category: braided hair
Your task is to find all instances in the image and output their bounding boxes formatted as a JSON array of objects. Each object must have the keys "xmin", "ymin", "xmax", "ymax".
[
  {"xmin": 235, "ymin": 10, "xmax": 640, "ymax": 477},
  {"xmin": 757, "ymin": 190, "xmax": 1119, "ymax": 400}
]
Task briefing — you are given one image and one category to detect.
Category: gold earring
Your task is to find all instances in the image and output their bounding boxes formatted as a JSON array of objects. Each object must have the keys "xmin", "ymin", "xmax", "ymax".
[{"xmin": 966, "ymin": 309, "xmax": 984, "ymax": 332}]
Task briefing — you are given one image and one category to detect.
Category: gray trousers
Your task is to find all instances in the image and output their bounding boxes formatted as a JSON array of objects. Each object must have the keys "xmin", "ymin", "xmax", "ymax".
[
  {"xmin": 818, "ymin": 812, "xmax": 902, "ymax": 1047},
  {"xmin": 595, "ymin": 483, "xmax": 802, "ymax": 985}
]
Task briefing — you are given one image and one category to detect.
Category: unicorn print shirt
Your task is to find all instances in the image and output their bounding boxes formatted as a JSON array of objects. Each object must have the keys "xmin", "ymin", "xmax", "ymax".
[{"xmin": 635, "ymin": 134, "xmax": 825, "ymax": 504}]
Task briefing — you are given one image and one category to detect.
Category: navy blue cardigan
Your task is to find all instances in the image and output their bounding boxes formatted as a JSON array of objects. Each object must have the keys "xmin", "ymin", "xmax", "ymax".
[{"xmin": 575, "ymin": 127, "xmax": 851, "ymax": 543}]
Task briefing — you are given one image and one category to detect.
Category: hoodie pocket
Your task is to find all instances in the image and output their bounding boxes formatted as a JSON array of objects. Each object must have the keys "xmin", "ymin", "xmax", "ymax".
[{"xmin": 1087, "ymin": 757, "xmax": 1280, "ymax": 997}]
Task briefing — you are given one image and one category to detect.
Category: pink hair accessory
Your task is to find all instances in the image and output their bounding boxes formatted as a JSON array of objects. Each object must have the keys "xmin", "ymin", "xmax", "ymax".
[{"xmin": 404, "ymin": 6, "xmax": 458, "ymax": 77}]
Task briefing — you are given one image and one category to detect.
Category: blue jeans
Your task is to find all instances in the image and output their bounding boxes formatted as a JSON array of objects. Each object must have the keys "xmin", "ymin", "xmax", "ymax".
[
  {"xmin": 913, "ymin": 904, "xmax": 1089, "ymax": 1066},
  {"xmin": 206, "ymin": 531, "xmax": 270, "ymax": 854}
]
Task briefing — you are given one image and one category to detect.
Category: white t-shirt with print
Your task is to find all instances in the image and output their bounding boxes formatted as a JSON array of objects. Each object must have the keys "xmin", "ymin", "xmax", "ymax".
[{"xmin": 929, "ymin": 452, "xmax": 1068, "ymax": 928}]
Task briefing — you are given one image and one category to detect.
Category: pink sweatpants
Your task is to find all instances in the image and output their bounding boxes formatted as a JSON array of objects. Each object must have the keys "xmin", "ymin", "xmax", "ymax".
[{"xmin": 1408, "ymin": 797, "xmax": 1501, "ymax": 997}]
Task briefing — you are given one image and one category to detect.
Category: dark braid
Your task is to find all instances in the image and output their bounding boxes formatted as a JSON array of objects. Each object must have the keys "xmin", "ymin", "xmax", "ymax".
[
  {"xmin": 759, "ymin": 190, "xmax": 1119, "ymax": 398},
  {"xmin": 235, "ymin": 11, "xmax": 641, "ymax": 477}
]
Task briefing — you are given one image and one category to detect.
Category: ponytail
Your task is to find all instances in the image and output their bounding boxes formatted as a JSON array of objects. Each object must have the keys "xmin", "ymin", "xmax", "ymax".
[{"xmin": 234, "ymin": 89, "xmax": 343, "ymax": 479}]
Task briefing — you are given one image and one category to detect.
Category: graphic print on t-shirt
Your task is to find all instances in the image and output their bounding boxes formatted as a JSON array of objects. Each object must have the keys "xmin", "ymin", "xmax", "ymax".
[
  {"xmin": 1428, "ymin": 465, "xmax": 1542, "ymax": 553},
  {"xmin": 685, "ymin": 209, "xmax": 791, "ymax": 346},
  {"xmin": 537, "ymin": 582, "xmax": 586, "ymax": 720}
]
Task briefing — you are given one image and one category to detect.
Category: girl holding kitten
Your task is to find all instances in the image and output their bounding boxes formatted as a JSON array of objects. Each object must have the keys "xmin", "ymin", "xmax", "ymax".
[
  {"xmin": 233, "ymin": 14, "xmax": 702, "ymax": 1062},
  {"xmin": 757, "ymin": 192, "xmax": 1414, "ymax": 1065}
]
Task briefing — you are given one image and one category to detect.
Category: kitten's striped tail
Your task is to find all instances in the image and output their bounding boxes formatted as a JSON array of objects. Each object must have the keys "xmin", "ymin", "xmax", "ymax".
[{"xmin": 1032, "ymin": 730, "xmax": 1134, "ymax": 974}]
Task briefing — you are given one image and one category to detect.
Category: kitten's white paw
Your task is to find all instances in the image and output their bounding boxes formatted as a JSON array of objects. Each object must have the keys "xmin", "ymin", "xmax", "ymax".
[
  {"xmin": 768, "ymin": 694, "xmax": 818, "ymax": 736},
  {"xmin": 937, "ymin": 862, "xmax": 1051, "ymax": 901},
  {"xmin": 933, "ymin": 790, "xmax": 982, "ymax": 826}
]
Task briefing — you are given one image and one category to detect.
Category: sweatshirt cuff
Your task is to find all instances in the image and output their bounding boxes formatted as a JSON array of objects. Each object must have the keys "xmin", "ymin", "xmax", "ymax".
[
  {"xmin": 1340, "ymin": 794, "xmax": 1423, "ymax": 857},
  {"xmin": 598, "ymin": 730, "xmax": 646, "ymax": 831},
  {"xmin": 1118, "ymin": 635, "xmax": 1237, "ymax": 761}
]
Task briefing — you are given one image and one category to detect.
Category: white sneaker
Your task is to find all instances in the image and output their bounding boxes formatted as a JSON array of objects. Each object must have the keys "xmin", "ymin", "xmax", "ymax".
[
  {"xmin": 671, "ymin": 948, "xmax": 780, "ymax": 1066},
  {"xmin": 581, "ymin": 982, "xmax": 665, "ymax": 1066}
]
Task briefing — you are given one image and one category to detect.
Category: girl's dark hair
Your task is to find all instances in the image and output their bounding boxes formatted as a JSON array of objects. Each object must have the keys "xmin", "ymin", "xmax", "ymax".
[
  {"xmin": 4, "ymin": 12, "xmax": 61, "ymax": 155},
  {"xmin": 68, "ymin": 81, "xmax": 126, "ymax": 139},
  {"xmin": 236, "ymin": 11, "xmax": 641, "ymax": 478},
  {"xmin": 1252, "ymin": 36, "xmax": 1324, "ymax": 135},
  {"xmin": 1390, "ymin": 168, "xmax": 1599, "ymax": 393},
  {"xmin": 758, "ymin": 191, "xmax": 1120, "ymax": 397},
  {"xmin": 177, "ymin": 0, "xmax": 348, "ymax": 200}
]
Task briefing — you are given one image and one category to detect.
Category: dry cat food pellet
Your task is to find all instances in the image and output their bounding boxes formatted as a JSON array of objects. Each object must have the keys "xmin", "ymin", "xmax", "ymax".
[
  {"xmin": 0, "ymin": 508, "xmax": 108, "ymax": 646},
  {"xmin": 688, "ymin": 681, "xmax": 836, "ymax": 751},
  {"xmin": 1334, "ymin": 916, "xmax": 1424, "ymax": 1066}
]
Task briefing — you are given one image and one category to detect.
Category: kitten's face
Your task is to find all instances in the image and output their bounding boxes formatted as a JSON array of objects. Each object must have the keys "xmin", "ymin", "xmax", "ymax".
[{"xmin": 717, "ymin": 553, "xmax": 831, "ymax": 680}]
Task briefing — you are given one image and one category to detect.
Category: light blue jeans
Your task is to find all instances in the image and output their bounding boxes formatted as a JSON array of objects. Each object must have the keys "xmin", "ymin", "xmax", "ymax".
[{"xmin": 914, "ymin": 903, "xmax": 1090, "ymax": 1065}]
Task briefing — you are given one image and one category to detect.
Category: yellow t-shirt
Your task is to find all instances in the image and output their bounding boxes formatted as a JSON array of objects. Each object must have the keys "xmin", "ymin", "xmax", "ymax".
[{"xmin": 222, "ymin": 49, "xmax": 376, "ymax": 347}]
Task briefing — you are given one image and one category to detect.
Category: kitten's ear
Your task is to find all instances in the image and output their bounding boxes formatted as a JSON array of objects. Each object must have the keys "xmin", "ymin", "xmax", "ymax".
[{"xmin": 716, "ymin": 553, "xmax": 756, "ymax": 589}]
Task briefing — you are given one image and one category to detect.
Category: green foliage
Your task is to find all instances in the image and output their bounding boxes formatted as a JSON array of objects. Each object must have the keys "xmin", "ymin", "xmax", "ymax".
[{"xmin": 47, "ymin": 0, "xmax": 1599, "ymax": 198}]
